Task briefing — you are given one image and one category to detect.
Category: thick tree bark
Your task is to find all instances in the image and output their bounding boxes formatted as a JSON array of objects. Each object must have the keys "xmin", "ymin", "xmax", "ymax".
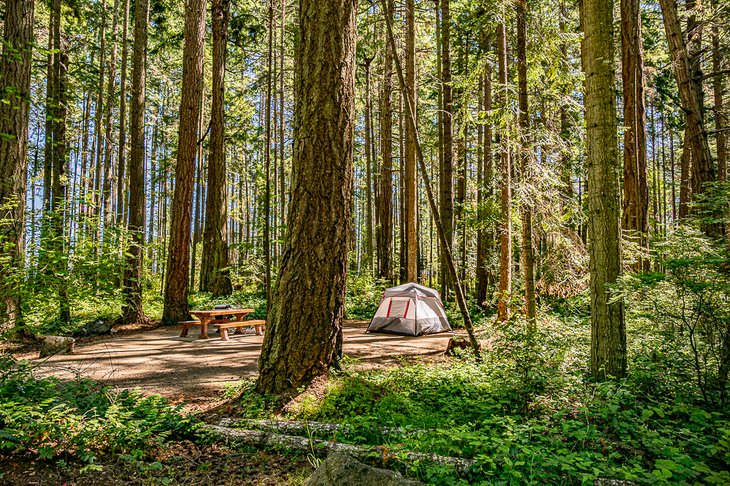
[
  {"xmin": 496, "ymin": 21, "xmax": 512, "ymax": 322},
  {"xmin": 620, "ymin": 0, "xmax": 649, "ymax": 251},
  {"xmin": 439, "ymin": 0, "xmax": 454, "ymax": 301},
  {"xmin": 581, "ymin": 0, "xmax": 626, "ymax": 379},
  {"xmin": 120, "ymin": 0, "xmax": 150, "ymax": 324},
  {"xmin": 201, "ymin": 0, "xmax": 232, "ymax": 297},
  {"xmin": 517, "ymin": 0, "xmax": 536, "ymax": 321},
  {"xmin": 0, "ymin": 0, "xmax": 34, "ymax": 332},
  {"xmin": 659, "ymin": 0, "xmax": 714, "ymax": 206},
  {"xmin": 256, "ymin": 0, "xmax": 356, "ymax": 395},
  {"xmin": 404, "ymin": 0, "xmax": 418, "ymax": 282},
  {"xmin": 377, "ymin": 0, "xmax": 394, "ymax": 282},
  {"xmin": 162, "ymin": 0, "xmax": 207, "ymax": 326}
]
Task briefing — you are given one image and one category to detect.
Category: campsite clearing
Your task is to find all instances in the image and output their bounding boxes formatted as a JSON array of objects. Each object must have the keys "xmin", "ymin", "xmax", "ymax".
[{"xmin": 22, "ymin": 320, "xmax": 456, "ymax": 410}]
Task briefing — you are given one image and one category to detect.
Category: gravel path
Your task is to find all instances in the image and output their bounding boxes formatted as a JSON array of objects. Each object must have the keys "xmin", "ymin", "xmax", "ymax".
[{"xmin": 31, "ymin": 321, "xmax": 455, "ymax": 408}]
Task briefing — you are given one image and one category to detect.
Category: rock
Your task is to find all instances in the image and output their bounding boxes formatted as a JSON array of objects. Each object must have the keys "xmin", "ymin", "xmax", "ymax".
[
  {"xmin": 39, "ymin": 336, "xmax": 75, "ymax": 357},
  {"xmin": 304, "ymin": 452, "xmax": 423, "ymax": 486},
  {"xmin": 74, "ymin": 319, "xmax": 112, "ymax": 337}
]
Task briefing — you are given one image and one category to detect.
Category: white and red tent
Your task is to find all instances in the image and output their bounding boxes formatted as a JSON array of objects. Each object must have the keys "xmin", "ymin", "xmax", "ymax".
[{"xmin": 367, "ymin": 283, "xmax": 452, "ymax": 336}]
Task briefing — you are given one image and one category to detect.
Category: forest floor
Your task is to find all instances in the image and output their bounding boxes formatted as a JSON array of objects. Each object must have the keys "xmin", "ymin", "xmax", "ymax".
[{"xmin": 14, "ymin": 320, "xmax": 455, "ymax": 412}]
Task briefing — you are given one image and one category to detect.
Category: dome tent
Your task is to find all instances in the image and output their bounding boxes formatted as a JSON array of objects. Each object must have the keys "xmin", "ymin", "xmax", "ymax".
[{"xmin": 367, "ymin": 283, "xmax": 452, "ymax": 336}]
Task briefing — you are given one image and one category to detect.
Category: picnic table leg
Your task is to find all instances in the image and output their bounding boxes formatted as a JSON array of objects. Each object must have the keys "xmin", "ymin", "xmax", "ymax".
[
  {"xmin": 200, "ymin": 316, "xmax": 210, "ymax": 339},
  {"xmin": 254, "ymin": 323, "xmax": 263, "ymax": 336},
  {"xmin": 180, "ymin": 324, "xmax": 189, "ymax": 338},
  {"xmin": 234, "ymin": 315, "xmax": 246, "ymax": 335}
]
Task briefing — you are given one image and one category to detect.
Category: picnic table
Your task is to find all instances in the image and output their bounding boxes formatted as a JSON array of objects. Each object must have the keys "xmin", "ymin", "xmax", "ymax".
[{"xmin": 180, "ymin": 309, "xmax": 264, "ymax": 340}]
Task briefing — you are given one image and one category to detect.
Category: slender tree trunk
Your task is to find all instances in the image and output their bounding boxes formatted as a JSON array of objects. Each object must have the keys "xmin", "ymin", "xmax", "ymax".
[
  {"xmin": 162, "ymin": 0, "xmax": 206, "ymax": 325},
  {"xmin": 201, "ymin": 0, "xmax": 232, "ymax": 297},
  {"xmin": 256, "ymin": 0, "xmax": 356, "ymax": 395},
  {"xmin": 377, "ymin": 0, "xmax": 394, "ymax": 282},
  {"xmin": 50, "ymin": 0, "xmax": 70, "ymax": 323},
  {"xmin": 102, "ymin": 0, "xmax": 120, "ymax": 231},
  {"xmin": 120, "ymin": 0, "xmax": 150, "ymax": 324},
  {"xmin": 517, "ymin": 0, "xmax": 536, "ymax": 321},
  {"xmin": 93, "ymin": 0, "xmax": 108, "ymax": 230},
  {"xmin": 0, "ymin": 0, "xmax": 34, "ymax": 332},
  {"xmin": 404, "ymin": 0, "xmax": 418, "ymax": 282},
  {"xmin": 363, "ymin": 58, "xmax": 375, "ymax": 273},
  {"xmin": 439, "ymin": 0, "xmax": 454, "ymax": 301},
  {"xmin": 496, "ymin": 20, "xmax": 512, "ymax": 322},
  {"xmin": 476, "ymin": 45, "xmax": 493, "ymax": 307},
  {"xmin": 116, "ymin": 0, "xmax": 130, "ymax": 225},
  {"xmin": 581, "ymin": 0, "xmax": 626, "ymax": 379},
  {"xmin": 620, "ymin": 0, "xmax": 648, "ymax": 264}
]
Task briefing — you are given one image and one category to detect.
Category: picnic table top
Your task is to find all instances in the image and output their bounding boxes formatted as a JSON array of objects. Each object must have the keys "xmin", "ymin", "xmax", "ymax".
[{"xmin": 189, "ymin": 308, "xmax": 255, "ymax": 317}]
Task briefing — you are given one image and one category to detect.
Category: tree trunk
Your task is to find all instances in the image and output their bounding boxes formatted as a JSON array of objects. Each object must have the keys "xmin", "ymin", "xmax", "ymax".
[
  {"xmin": 263, "ymin": 0, "xmax": 274, "ymax": 306},
  {"xmin": 496, "ymin": 20, "xmax": 512, "ymax": 322},
  {"xmin": 620, "ymin": 0, "xmax": 648, "ymax": 262},
  {"xmin": 658, "ymin": 0, "xmax": 714, "ymax": 205},
  {"xmin": 363, "ymin": 58, "xmax": 375, "ymax": 274},
  {"xmin": 439, "ymin": 0, "xmax": 454, "ymax": 301},
  {"xmin": 162, "ymin": 0, "xmax": 206, "ymax": 325},
  {"xmin": 377, "ymin": 0, "xmax": 394, "ymax": 282},
  {"xmin": 120, "ymin": 0, "xmax": 150, "ymax": 324},
  {"xmin": 404, "ymin": 0, "xmax": 418, "ymax": 282},
  {"xmin": 102, "ymin": 0, "xmax": 121, "ymax": 230},
  {"xmin": 50, "ymin": 0, "xmax": 70, "ymax": 323},
  {"xmin": 581, "ymin": 0, "xmax": 626, "ymax": 379},
  {"xmin": 256, "ymin": 0, "xmax": 356, "ymax": 395},
  {"xmin": 476, "ymin": 45, "xmax": 493, "ymax": 307},
  {"xmin": 712, "ymin": 0, "xmax": 726, "ymax": 184},
  {"xmin": 517, "ymin": 0, "xmax": 536, "ymax": 321},
  {"xmin": 201, "ymin": 0, "xmax": 232, "ymax": 297},
  {"xmin": 116, "ymin": 0, "xmax": 130, "ymax": 225},
  {"xmin": 0, "ymin": 0, "xmax": 34, "ymax": 332}
]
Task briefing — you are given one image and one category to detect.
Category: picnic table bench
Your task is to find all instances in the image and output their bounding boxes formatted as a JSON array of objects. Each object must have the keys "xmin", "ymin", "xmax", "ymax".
[{"xmin": 179, "ymin": 309, "xmax": 265, "ymax": 340}]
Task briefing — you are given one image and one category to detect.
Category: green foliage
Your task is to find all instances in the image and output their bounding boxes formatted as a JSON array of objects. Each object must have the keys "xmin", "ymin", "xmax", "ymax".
[
  {"xmin": 269, "ymin": 313, "xmax": 729, "ymax": 485},
  {"xmin": 618, "ymin": 226, "xmax": 730, "ymax": 408},
  {"xmin": 344, "ymin": 274, "xmax": 387, "ymax": 320},
  {"xmin": 0, "ymin": 355, "xmax": 198, "ymax": 464}
]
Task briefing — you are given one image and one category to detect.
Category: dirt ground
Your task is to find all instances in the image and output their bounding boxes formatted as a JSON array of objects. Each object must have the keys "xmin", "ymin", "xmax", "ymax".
[{"xmin": 24, "ymin": 321, "xmax": 455, "ymax": 409}]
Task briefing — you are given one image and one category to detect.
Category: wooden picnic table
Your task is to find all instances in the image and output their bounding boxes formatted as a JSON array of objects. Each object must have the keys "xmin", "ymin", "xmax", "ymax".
[{"xmin": 187, "ymin": 308, "xmax": 256, "ymax": 339}]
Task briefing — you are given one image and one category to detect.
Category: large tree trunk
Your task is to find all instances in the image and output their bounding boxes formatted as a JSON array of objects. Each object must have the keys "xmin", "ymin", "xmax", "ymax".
[
  {"xmin": 256, "ymin": 0, "xmax": 356, "ymax": 395},
  {"xmin": 496, "ymin": 21, "xmax": 512, "ymax": 322},
  {"xmin": 201, "ymin": 0, "xmax": 232, "ymax": 297},
  {"xmin": 0, "ymin": 0, "xmax": 34, "ymax": 332},
  {"xmin": 620, "ymin": 0, "xmax": 649, "ymax": 257},
  {"xmin": 439, "ymin": 0, "xmax": 454, "ymax": 301},
  {"xmin": 581, "ymin": 0, "xmax": 626, "ymax": 379},
  {"xmin": 377, "ymin": 0, "xmax": 394, "ymax": 282},
  {"xmin": 162, "ymin": 0, "xmax": 207, "ymax": 325},
  {"xmin": 404, "ymin": 0, "xmax": 418, "ymax": 282},
  {"xmin": 659, "ymin": 0, "xmax": 714, "ymax": 205},
  {"xmin": 120, "ymin": 0, "xmax": 150, "ymax": 324},
  {"xmin": 517, "ymin": 0, "xmax": 536, "ymax": 321}
]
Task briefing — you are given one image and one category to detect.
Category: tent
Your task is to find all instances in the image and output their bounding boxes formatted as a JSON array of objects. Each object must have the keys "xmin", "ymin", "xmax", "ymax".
[{"xmin": 367, "ymin": 283, "xmax": 452, "ymax": 336}]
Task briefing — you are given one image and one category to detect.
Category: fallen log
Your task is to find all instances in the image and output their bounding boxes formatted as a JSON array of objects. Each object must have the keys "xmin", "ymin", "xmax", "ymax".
[
  {"xmin": 217, "ymin": 418, "xmax": 424, "ymax": 438},
  {"xmin": 203, "ymin": 424, "xmax": 475, "ymax": 473}
]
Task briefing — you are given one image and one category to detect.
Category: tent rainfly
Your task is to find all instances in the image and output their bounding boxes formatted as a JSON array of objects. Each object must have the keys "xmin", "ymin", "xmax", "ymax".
[{"xmin": 367, "ymin": 283, "xmax": 452, "ymax": 336}]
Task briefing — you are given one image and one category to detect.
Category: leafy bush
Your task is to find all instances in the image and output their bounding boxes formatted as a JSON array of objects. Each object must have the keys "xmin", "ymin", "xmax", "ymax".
[{"xmin": 0, "ymin": 355, "xmax": 198, "ymax": 464}]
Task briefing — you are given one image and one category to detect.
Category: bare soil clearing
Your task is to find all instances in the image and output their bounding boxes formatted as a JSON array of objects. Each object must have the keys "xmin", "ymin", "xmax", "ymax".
[{"xmin": 23, "ymin": 321, "xmax": 456, "ymax": 410}]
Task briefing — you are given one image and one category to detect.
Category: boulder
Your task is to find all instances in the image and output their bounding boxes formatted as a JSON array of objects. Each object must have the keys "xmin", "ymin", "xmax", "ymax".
[
  {"xmin": 39, "ymin": 336, "xmax": 75, "ymax": 357},
  {"xmin": 74, "ymin": 319, "xmax": 112, "ymax": 337},
  {"xmin": 304, "ymin": 452, "xmax": 423, "ymax": 486}
]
